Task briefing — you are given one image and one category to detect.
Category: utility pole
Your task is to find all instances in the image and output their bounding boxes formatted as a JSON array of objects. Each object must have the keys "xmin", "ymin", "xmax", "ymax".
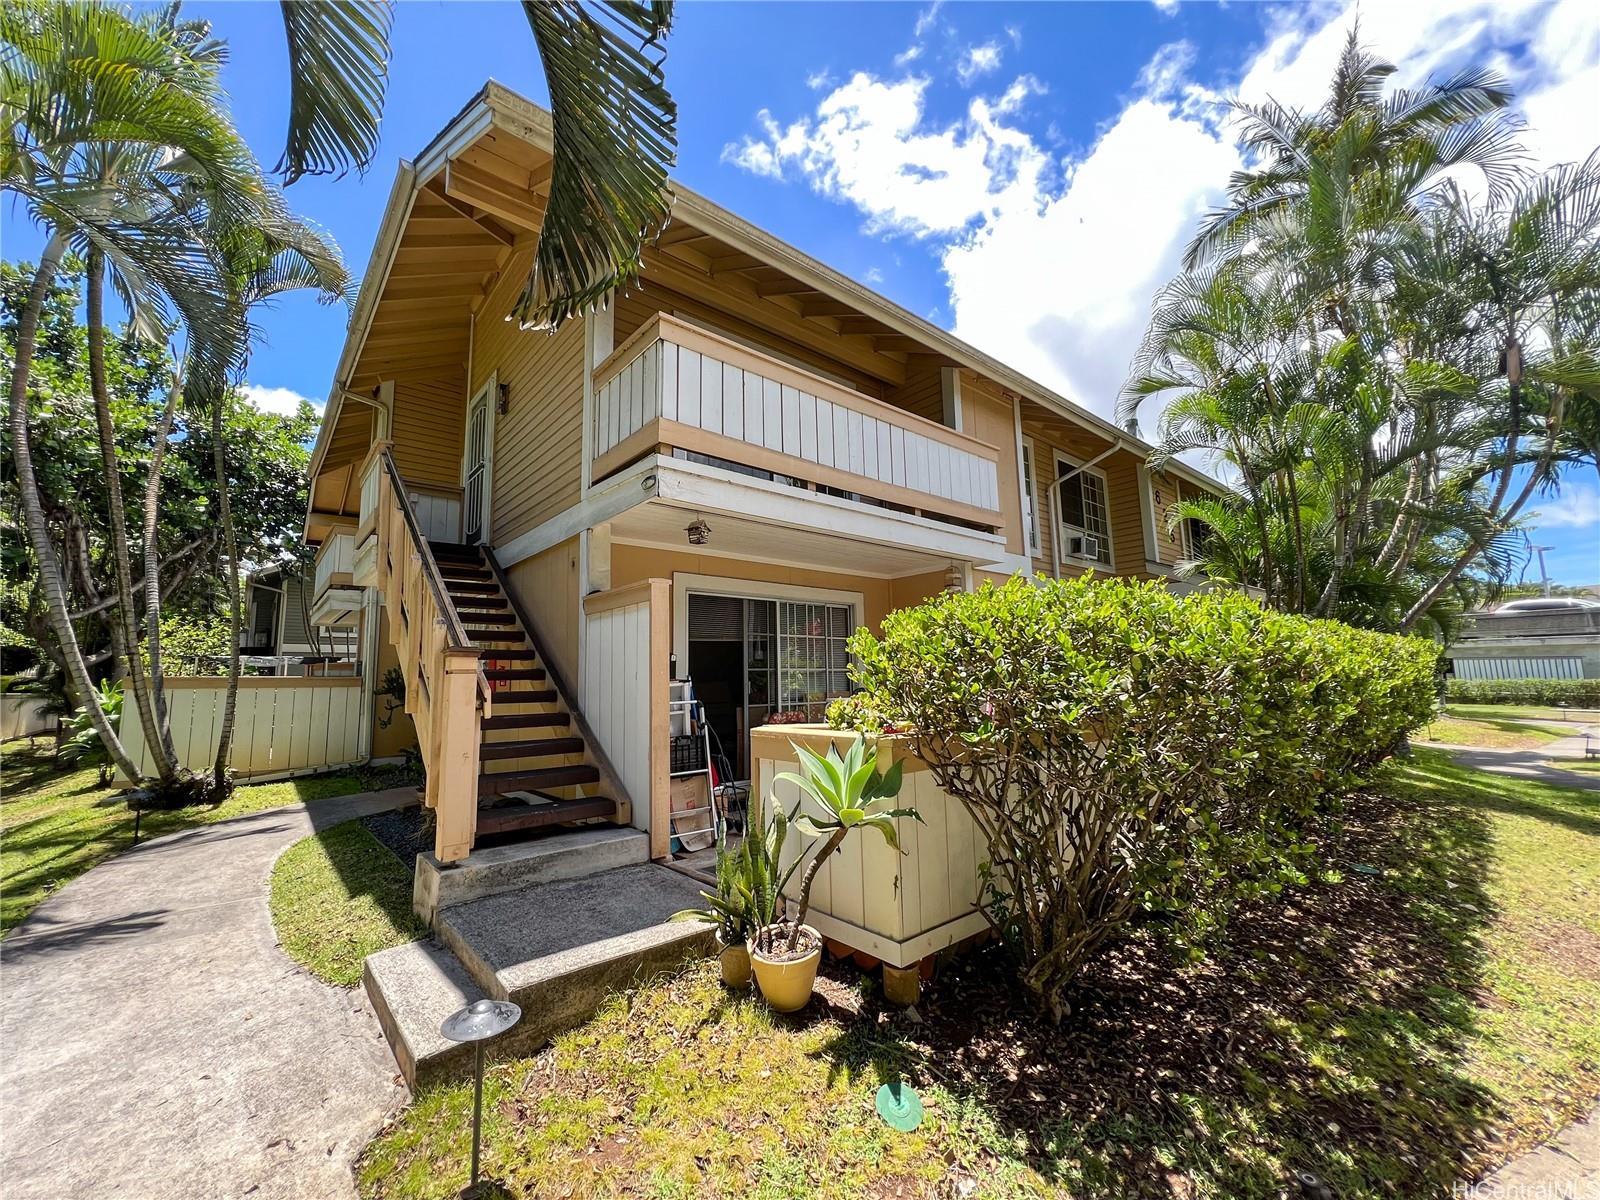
[{"xmin": 1531, "ymin": 545, "xmax": 1555, "ymax": 597}]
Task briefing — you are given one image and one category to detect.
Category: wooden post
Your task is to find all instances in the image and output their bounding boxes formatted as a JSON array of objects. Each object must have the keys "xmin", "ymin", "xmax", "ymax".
[{"xmin": 433, "ymin": 648, "xmax": 483, "ymax": 863}]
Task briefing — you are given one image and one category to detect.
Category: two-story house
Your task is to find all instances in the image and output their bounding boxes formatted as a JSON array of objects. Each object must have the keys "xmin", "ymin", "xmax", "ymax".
[{"xmin": 302, "ymin": 83, "xmax": 1220, "ymax": 871}]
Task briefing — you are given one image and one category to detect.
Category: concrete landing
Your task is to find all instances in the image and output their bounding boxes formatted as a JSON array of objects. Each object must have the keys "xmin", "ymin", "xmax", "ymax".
[
  {"xmin": 412, "ymin": 825, "xmax": 649, "ymax": 923},
  {"xmin": 366, "ymin": 862, "xmax": 713, "ymax": 1088}
]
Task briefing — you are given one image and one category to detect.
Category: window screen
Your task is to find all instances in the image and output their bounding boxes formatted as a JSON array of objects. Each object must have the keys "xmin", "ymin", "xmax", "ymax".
[{"xmin": 1058, "ymin": 465, "xmax": 1112, "ymax": 565}]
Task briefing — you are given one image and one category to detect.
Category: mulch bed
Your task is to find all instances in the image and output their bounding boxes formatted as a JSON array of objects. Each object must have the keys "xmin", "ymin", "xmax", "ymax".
[
  {"xmin": 360, "ymin": 805, "xmax": 430, "ymax": 871},
  {"xmin": 797, "ymin": 785, "xmax": 1501, "ymax": 1198}
]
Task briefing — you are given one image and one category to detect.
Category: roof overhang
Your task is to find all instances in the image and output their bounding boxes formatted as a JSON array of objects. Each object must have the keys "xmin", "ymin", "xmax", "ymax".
[{"xmin": 305, "ymin": 80, "xmax": 1222, "ymax": 521}]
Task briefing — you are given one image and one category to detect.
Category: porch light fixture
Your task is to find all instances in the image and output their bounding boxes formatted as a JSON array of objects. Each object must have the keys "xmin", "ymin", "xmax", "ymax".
[
  {"xmin": 685, "ymin": 516, "xmax": 711, "ymax": 546},
  {"xmin": 496, "ymin": 382, "xmax": 511, "ymax": 415},
  {"xmin": 944, "ymin": 562, "xmax": 964, "ymax": 594},
  {"xmin": 440, "ymin": 998, "xmax": 522, "ymax": 1198}
]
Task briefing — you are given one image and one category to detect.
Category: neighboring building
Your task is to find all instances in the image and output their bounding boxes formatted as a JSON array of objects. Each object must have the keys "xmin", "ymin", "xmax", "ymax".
[
  {"xmin": 241, "ymin": 562, "xmax": 357, "ymax": 674},
  {"xmin": 1448, "ymin": 597, "xmax": 1600, "ymax": 681},
  {"xmin": 299, "ymin": 83, "xmax": 1225, "ymax": 866}
]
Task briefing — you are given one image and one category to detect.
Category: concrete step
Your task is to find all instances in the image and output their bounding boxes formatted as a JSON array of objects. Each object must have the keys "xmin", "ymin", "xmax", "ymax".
[
  {"xmin": 435, "ymin": 863, "xmax": 714, "ymax": 1060},
  {"xmin": 362, "ymin": 938, "xmax": 485, "ymax": 1089},
  {"xmin": 413, "ymin": 825, "xmax": 648, "ymax": 921}
]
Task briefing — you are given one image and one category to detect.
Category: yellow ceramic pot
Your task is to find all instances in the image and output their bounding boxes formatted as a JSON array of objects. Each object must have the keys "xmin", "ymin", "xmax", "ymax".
[
  {"xmin": 750, "ymin": 925, "xmax": 821, "ymax": 1012},
  {"xmin": 718, "ymin": 938, "xmax": 752, "ymax": 988}
]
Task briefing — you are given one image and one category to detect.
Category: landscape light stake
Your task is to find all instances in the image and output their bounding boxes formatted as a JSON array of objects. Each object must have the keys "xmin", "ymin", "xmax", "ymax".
[{"xmin": 439, "ymin": 998, "xmax": 521, "ymax": 1198}]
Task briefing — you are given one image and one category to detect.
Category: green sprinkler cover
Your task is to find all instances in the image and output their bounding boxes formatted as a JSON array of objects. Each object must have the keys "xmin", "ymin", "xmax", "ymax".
[{"xmin": 875, "ymin": 1082, "xmax": 924, "ymax": 1132}]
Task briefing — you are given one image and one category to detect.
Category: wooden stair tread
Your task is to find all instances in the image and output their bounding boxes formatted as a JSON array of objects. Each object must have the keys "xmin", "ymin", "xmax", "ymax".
[
  {"xmin": 457, "ymin": 611, "xmax": 515, "ymax": 625},
  {"xmin": 450, "ymin": 595, "xmax": 508, "ymax": 609},
  {"xmin": 482, "ymin": 711, "xmax": 569, "ymax": 730},
  {"xmin": 474, "ymin": 795, "xmax": 615, "ymax": 835},
  {"xmin": 446, "ymin": 580, "xmax": 500, "ymax": 594},
  {"xmin": 479, "ymin": 764, "xmax": 600, "ymax": 796},
  {"xmin": 487, "ymin": 688, "xmax": 557, "ymax": 705},
  {"xmin": 478, "ymin": 736, "xmax": 586, "ymax": 761},
  {"xmin": 483, "ymin": 667, "xmax": 546, "ymax": 681}
]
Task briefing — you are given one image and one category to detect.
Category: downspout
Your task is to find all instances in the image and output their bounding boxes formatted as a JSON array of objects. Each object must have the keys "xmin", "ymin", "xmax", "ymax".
[{"xmin": 1046, "ymin": 439, "xmax": 1127, "ymax": 573}]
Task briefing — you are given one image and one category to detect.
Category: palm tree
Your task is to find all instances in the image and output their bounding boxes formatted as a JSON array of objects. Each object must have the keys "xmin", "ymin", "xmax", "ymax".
[
  {"xmin": 190, "ymin": 214, "xmax": 348, "ymax": 791},
  {"xmin": 4, "ymin": 0, "xmax": 265, "ymax": 789}
]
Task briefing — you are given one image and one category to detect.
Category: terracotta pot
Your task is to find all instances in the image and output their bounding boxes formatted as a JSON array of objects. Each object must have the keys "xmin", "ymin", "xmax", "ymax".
[
  {"xmin": 718, "ymin": 938, "xmax": 752, "ymax": 988},
  {"xmin": 750, "ymin": 925, "xmax": 822, "ymax": 1012}
]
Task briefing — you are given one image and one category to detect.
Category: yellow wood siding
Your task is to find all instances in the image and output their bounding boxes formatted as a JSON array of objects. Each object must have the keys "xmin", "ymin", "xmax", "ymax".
[
  {"xmin": 1021, "ymin": 410, "xmax": 1150, "ymax": 578},
  {"xmin": 389, "ymin": 377, "xmax": 466, "ymax": 488},
  {"xmin": 882, "ymin": 357, "xmax": 943, "ymax": 424},
  {"xmin": 471, "ymin": 249, "xmax": 586, "ymax": 545},
  {"xmin": 961, "ymin": 374, "xmax": 1024, "ymax": 556},
  {"xmin": 503, "ymin": 536, "xmax": 581, "ymax": 687}
]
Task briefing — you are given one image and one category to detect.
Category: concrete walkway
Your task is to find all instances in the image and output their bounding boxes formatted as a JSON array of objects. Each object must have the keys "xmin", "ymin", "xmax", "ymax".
[
  {"xmin": 1428, "ymin": 723, "xmax": 1600, "ymax": 792},
  {"xmin": 0, "ymin": 788, "xmax": 416, "ymax": 1200}
]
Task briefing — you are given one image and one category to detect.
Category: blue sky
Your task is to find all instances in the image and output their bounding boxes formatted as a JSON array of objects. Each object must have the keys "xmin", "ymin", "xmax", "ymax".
[{"xmin": 7, "ymin": 0, "xmax": 1598, "ymax": 583}]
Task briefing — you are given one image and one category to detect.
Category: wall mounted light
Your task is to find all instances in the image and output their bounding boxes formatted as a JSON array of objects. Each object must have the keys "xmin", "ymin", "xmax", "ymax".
[
  {"xmin": 496, "ymin": 382, "xmax": 511, "ymax": 415},
  {"xmin": 944, "ymin": 562, "xmax": 965, "ymax": 593},
  {"xmin": 685, "ymin": 516, "xmax": 711, "ymax": 546}
]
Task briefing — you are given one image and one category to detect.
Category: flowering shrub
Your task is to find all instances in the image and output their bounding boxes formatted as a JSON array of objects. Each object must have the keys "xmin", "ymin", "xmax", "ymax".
[{"xmin": 836, "ymin": 575, "xmax": 1439, "ymax": 1020}]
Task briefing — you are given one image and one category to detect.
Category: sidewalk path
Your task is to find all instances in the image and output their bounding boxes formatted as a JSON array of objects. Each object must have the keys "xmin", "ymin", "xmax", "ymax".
[
  {"xmin": 0, "ymin": 788, "xmax": 416, "ymax": 1200},
  {"xmin": 1426, "ymin": 723, "xmax": 1600, "ymax": 792}
]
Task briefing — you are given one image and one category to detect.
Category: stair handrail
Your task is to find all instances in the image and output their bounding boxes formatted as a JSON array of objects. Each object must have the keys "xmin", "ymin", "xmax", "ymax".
[{"xmin": 379, "ymin": 449, "xmax": 477, "ymax": 652}]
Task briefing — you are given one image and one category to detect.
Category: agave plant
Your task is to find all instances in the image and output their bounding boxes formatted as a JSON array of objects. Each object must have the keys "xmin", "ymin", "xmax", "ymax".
[
  {"xmin": 765, "ymin": 737, "xmax": 920, "ymax": 954},
  {"xmin": 676, "ymin": 812, "xmax": 800, "ymax": 947}
]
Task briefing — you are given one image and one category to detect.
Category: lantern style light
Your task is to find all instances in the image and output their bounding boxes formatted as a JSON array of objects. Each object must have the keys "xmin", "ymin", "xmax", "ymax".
[{"xmin": 685, "ymin": 516, "xmax": 711, "ymax": 546}]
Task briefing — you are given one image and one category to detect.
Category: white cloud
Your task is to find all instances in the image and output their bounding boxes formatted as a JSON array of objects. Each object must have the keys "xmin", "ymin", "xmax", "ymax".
[
  {"xmin": 913, "ymin": 0, "xmax": 943, "ymax": 39},
  {"xmin": 893, "ymin": 45, "xmax": 922, "ymax": 68},
  {"xmin": 1152, "ymin": 0, "xmax": 1180, "ymax": 14},
  {"xmin": 864, "ymin": 267, "xmax": 885, "ymax": 285},
  {"xmin": 1529, "ymin": 485, "xmax": 1600, "ymax": 530},
  {"xmin": 241, "ymin": 384, "xmax": 321, "ymax": 417},
  {"xmin": 806, "ymin": 68, "xmax": 833, "ymax": 91},
  {"xmin": 726, "ymin": 0, "xmax": 1600, "ymax": 423},
  {"xmin": 957, "ymin": 41, "xmax": 1004, "ymax": 85}
]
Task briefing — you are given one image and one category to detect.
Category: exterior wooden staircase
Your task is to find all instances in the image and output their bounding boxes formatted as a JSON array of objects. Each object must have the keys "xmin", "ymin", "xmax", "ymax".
[
  {"xmin": 428, "ymin": 540, "xmax": 631, "ymax": 841},
  {"xmin": 361, "ymin": 444, "xmax": 630, "ymax": 863}
]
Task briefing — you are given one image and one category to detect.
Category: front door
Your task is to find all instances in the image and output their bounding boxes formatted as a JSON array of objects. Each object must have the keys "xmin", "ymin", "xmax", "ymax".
[{"xmin": 462, "ymin": 390, "xmax": 489, "ymax": 543}]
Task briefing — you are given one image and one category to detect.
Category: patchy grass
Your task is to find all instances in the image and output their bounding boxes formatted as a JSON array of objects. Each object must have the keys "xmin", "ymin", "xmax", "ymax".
[
  {"xmin": 0, "ymin": 739, "xmax": 419, "ymax": 936},
  {"xmin": 1420, "ymin": 713, "xmax": 1569, "ymax": 749},
  {"xmin": 268, "ymin": 820, "xmax": 426, "ymax": 986},
  {"xmin": 358, "ymin": 751, "xmax": 1599, "ymax": 1199}
]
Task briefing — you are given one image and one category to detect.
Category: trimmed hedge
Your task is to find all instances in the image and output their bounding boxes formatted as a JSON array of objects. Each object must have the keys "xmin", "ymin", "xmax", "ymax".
[
  {"xmin": 1445, "ymin": 678, "xmax": 1600, "ymax": 706},
  {"xmin": 833, "ymin": 575, "xmax": 1439, "ymax": 1018}
]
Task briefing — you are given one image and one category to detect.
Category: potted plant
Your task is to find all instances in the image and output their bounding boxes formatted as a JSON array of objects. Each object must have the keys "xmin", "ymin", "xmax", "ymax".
[
  {"xmin": 750, "ymin": 736, "xmax": 920, "ymax": 1012},
  {"xmin": 675, "ymin": 818, "xmax": 797, "ymax": 987}
]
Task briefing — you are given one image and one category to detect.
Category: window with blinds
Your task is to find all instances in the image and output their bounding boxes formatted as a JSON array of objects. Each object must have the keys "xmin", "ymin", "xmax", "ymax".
[{"xmin": 1057, "ymin": 457, "xmax": 1113, "ymax": 566}]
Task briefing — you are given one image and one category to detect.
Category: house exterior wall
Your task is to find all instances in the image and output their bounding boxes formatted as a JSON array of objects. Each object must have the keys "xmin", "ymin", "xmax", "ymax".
[
  {"xmin": 389, "ymin": 377, "xmax": 466, "ymax": 489},
  {"xmin": 370, "ymin": 607, "xmax": 418, "ymax": 760},
  {"xmin": 502, "ymin": 534, "xmax": 582, "ymax": 687},
  {"xmin": 961, "ymin": 374, "xmax": 1024, "ymax": 558},
  {"xmin": 470, "ymin": 248, "xmax": 588, "ymax": 545}
]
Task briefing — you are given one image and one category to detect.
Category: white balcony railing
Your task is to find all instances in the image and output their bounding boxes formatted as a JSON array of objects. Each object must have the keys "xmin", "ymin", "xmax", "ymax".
[
  {"xmin": 313, "ymin": 529, "xmax": 356, "ymax": 598},
  {"xmin": 591, "ymin": 314, "xmax": 1003, "ymax": 527}
]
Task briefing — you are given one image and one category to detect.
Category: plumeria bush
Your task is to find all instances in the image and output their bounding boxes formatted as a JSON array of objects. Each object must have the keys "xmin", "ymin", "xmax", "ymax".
[{"xmin": 833, "ymin": 575, "xmax": 1439, "ymax": 1020}]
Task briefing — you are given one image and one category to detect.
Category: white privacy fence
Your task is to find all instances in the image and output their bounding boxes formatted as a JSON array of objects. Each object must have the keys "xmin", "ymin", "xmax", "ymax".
[
  {"xmin": 120, "ymin": 676, "xmax": 365, "ymax": 782},
  {"xmin": 2, "ymin": 695, "xmax": 58, "ymax": 742},
  {"xmin": 581, "ymin": 579, "xmax": 670, "ymax": 856}
]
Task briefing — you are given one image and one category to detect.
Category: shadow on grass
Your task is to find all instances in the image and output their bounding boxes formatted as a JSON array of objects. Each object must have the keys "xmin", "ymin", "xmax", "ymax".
[{"xmin": 810, "ymin": 778, "xmax": 1504, "ymax": 1199}]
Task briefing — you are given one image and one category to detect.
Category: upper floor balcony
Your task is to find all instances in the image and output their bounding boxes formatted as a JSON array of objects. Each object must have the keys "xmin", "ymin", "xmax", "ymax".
[{"xmin": 591, "ymin": 314, "xmax": 1004, "ymax": 533}]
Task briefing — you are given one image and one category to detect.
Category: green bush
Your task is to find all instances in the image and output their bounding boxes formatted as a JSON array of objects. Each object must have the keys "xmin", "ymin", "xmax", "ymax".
[
  {"xmin": 837, "ymin": 575, "xmax": 1439, "ymax": 1019},
  {"xmin": 1445, "ymin": 677, "xmax": 1600, "ymax": 706}
]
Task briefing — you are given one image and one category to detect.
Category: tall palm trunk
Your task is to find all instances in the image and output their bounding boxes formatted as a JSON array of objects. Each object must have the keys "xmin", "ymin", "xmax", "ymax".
[
  {"xmin": 211, "ymin": 397, "xmax": 242, "ymax": 791},
  {"xmin": 142, "ymin": 374, "xmax": 184, "ymax": 768},
  {"xmin": 8, "ymin": 236, "xmax": 144, "ymax": 784},
  {"xmin": 86, "ymin": 249, "xmax": 179, "ymax": 785}
]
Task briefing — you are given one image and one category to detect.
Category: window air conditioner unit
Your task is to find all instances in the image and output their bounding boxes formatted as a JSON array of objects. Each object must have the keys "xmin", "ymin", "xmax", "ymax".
[{"xmin": 1067, "ymin": 533, "xmax": 1100, "ymax": 560}]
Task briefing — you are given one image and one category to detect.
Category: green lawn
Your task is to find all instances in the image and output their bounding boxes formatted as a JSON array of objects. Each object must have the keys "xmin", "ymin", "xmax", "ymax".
[
  {"xmin": 1449, "ymin": 703, "xmax": 1600, "ymax": 725},
  {"xmin": 269, "ymin": 819, "xmax": 426, "ymax": 986},
  {"xmin": 0, "ymin": 738, "xmax": 419, "ymax": 936},
  {"xmin": 1420, "ymin": 713, "xmax": 1570, "ymax": 749},
  {"xmin": 358, "ymin": 750, "xmax": 1599, "ymax": 1200}
]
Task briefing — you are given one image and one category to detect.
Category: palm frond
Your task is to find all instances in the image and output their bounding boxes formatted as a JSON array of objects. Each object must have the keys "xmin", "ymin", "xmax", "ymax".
[
  {"xmin": 275, "ymin": 0, "xmax": 392, "ymax": 183},
  {"xmin": 513, "ymin": 0, "xmax": 677, "ymax": 331}
]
